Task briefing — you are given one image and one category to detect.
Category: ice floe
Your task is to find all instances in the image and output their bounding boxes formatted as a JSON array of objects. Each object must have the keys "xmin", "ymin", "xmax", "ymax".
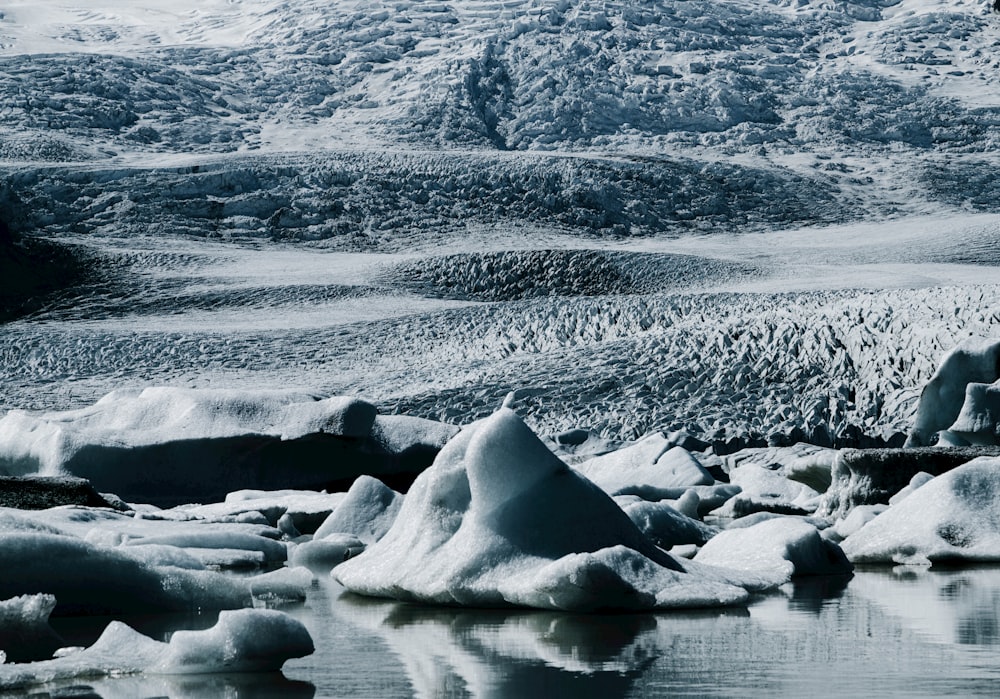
[
  {"xmin": 694, "ymin": 519, "xmax": 853, "ymax": 587},
  {"xmin": 336, "ymin": 408, "xmax": 791, "ymax": 611},
  {"xmin": 0, "ymin": 387, "xmax": 456, "ymax": 505},
  {"xmin": 906, "ymin": 337, "xmax": 1000, "ymax": 447},
  {"xmin": 841, "ymin": 458, "xmax": 1000, "ymax": 565},
  {"xmin": 0, "ymin": 510, "xmax": 310, "ymax": 614},
  {"xmin": 0, "ymin": 607, "xmax": 313, "ymax": 691}
]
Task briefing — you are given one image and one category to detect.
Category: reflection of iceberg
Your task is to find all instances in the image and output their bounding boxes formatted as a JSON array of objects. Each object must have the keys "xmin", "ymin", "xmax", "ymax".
[
  {"xmin": 333, "ymin": 590, "xmax": 660, "ymax": 698},
  {"xmin": 3, "ymin": 672, "xmax": 317, "ymax": 699},
  {"xmin": 850, "ymin": 569, "xmax": 1000, "ymax": 647}
]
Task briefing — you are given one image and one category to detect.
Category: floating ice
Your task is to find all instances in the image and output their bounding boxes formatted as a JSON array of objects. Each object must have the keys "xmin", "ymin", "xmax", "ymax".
[
  {"xmin": 0, "ymin": 608, "xmax": 313, "ymax": 691},
  {"xmin": 336, "ymin": 408, "xmax": 770, "ymax": 611},
  {"xmin": 710, "ymin": 463, "xmax": 821, "ymax": 518},
  {"xmin": 313, "ymin": 476, "xmax": 403, "ymax": 544},
  {"xmin": 0, "ymin": 595, "xmax": 64, "ymax": 664},
  {"xmin": 906, "ymin": 338, "xmax": 1000, "ymax": 447},
  {"xmin": 0, "ymin": 388, "xmax": 456, "ymax": 505},
  {"xmin": 841, "ymin": 458, "xmax": 1000, "ymax": 565},
  {"xmin": 574, "ymin": 436, "xmax": 714, "ymax": 498},
  {"xmin": 694, "ymin": 519, "xmax": 852, "ymax": 587},
  {"xmin": 0, "ymin": 511, "xmax": 310, "ymax": 614}
]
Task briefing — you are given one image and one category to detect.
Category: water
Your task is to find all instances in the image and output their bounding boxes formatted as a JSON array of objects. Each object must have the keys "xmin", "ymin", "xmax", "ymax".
[{"xmin": 35, "ymin": 567, "xmax": 1000, "ymax": 698}]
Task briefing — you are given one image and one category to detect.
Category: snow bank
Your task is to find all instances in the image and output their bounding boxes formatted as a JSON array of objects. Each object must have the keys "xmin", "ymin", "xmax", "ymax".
[
  {"xmin": 841, "ymin": 458, "xmax": 1000, "ymax": 565},
  {"xmin": 906, "ymin": 337, "xmax": 1000, "ymax": 447},
  {"xmin": 0, "ymin": 388, "xmax": 457, "ymax": 505},
  {"xmin": 694, "ymin": 519, "xmax": 852, "ymax": 587},
  {"xmin": 335, "ymin": 408, "xmax": 767, "ymax": 611},
  {"xmin": 0, "ymin": 609, "xmax": 313, "ymax": 690}
]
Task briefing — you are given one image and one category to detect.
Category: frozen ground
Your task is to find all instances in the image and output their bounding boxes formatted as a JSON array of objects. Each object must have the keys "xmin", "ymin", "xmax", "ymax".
[{"xmin": 2, "ymin": 0, "xmax": 1000, "ymax": 445}]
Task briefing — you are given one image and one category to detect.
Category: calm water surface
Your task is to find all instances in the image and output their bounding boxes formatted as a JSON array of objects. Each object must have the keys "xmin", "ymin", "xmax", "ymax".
[{"xmin": 36, "ymin": 568, "xmax": 1000, "ymax": 697}]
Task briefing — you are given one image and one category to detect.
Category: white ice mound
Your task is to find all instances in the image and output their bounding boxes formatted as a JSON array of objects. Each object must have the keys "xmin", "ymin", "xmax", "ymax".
[
  {"xmin": 313, "ymin": 476, "xmax": 403, "ymax": 544},
  {"xmin": 334, "ymin": 409, "xmax": 756, "ymax": 611},
  {"xmin": 0, "ymin": 512, "xmax": 311, "ymax": 614},
  {"xmin": 694, "ymin": 519, "xmax": 852, "ymax": 587},
  {"xmin": 0, "ymin": 387, "xmax": 457, "ymax": 505},
  {"xmin": 0, "ymin": 594, "xmax": 64, "ymax": 663},
  {"xmin": 0, "ymin": 609, "xmax": 313, "ymax": 690},
  {"xmin": 574, "ymin": 435, "xmax": 713, "ymax": 498},
  {"xmin": 841, "ymin": 458, "xmax": 1000, "ymax": 565},
  {"xmin": 906, "ymin": 337, "xmax": 1000, "ymax": 447}
]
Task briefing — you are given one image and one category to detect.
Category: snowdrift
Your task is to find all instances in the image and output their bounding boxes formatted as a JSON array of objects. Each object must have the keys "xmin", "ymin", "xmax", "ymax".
[
  {"xmin": 335, "ymin": 408, "xmax": 812, "ymax": 611},
  {"xmin": 0, "ymin": 387, "xmax": 457, "ymax": 505}
]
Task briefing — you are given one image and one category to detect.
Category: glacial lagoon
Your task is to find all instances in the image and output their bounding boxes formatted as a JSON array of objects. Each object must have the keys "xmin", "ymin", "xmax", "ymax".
[{"xmin": 32, "ymin": 568, "xmax": 1000, "ymax": 698}]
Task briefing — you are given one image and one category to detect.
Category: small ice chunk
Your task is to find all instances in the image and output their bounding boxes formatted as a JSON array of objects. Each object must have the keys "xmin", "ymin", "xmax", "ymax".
[
  {"xmin": 574, "ymin": 436, "xmax": 714, "ymax": 497},
  {"xmin": 313, "ymin": 476, "xmax": 402, "ymax": 544},
  {"xmin": 0, "ymin": 594, "xmax": 64, "ymax": 663},
  {"xmin": 289, "ymin": 534, "xmax": 366, "ymax": 569}
]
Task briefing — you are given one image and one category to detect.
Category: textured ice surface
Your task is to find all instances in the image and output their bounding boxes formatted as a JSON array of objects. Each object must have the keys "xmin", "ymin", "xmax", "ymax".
[
  {"xmin": 0, "ymin": 388, "xmax": 455, "ymax": 504},
  {"xmin": 841, "ymin": 458, "xmax": 1000, "ymax": 565},
  {"xmin": 0, "ymin": 609, "xmax": 313, "ymax": 691},
  {"xmin": 906, "ymin": 337, "xmax": 1000, "ymax": 447},
  {"xmin": 0, "ymin": 509, "xmax": 310, "ymax": 613},
  {"xmin": 694, "ymin": 518, "xmax": 852, "ymax": 586},
  {"xmin": 336, "ymin": 408, "xmax": 777, "ymax": 610}
]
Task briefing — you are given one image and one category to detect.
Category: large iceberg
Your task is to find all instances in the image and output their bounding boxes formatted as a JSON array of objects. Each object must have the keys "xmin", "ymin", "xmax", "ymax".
[
  {"xmin": 0, "ymin": 387, "xmax": 457, "ymax": 505},
  {"xmin": 335, "ymin": 408, "xmax": 778, "ymax": 611},
  {"xmin": 841, "ymin": 457, "xmax": 1000, "ymax": 565}
]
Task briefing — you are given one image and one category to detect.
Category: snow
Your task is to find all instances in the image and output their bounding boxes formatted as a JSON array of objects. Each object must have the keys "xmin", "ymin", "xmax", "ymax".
[
  {"xmin": 841, "ymin": 458, "xmax": 1000, "ymax": 565},
  {"xmin": 335, "ymin": 408, "xmax": 781, "ymax": 611},
  {"xmin": 0, "ymin": 608, "xmax": 313, "ymax": 691}
]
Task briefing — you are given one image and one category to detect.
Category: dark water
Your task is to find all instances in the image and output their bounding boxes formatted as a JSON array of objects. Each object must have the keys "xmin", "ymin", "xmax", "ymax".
[{"xmin": 28, "ymin": 568, "xmax": 1000, "ymax": 697}]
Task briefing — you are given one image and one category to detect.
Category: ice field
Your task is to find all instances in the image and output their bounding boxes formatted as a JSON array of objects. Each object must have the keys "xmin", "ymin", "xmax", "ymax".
[{"xmin": 2, "ymin": 0, "xmax": 1000, "ymax": 695}]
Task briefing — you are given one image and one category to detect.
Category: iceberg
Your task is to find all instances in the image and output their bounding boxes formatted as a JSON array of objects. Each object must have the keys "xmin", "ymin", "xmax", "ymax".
[
  {"xmin": 0, "ymin": 388, "xmax": 457, "ymax": 505},
  {"xmin": 0, "ymin": 608, "xmax": 313, "ymax": 691},
  {"xmin": 841, "ymin": 457, "xmax": 1000, "ymax": 565},
  {"xmin": 0, "ymin": 511, "xmax": 310, "ymax": 614},
  {"xmin": 694, "ymin": 518, "xmax": 853, "ymax": 587},
  {"xmin": 335, "ymin": 409, "xmax": 772, "ymax": 611},
  {"xmin": 906, "ymin": 337, "xmax": 1000, "ymax": 447}
]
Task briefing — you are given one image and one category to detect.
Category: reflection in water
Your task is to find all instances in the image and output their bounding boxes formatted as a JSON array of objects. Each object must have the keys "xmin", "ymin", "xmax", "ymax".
[
  {"xmin": 333, "ymin": 591, "xmax": 669, "ymax": 698},
  {"xmin": 8, "ymin": 673, "xmax": 316, "ymax": 699},
  {"xmin": 25, "ymin": 570, "xmax": 1000, "ymax": 698}
]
